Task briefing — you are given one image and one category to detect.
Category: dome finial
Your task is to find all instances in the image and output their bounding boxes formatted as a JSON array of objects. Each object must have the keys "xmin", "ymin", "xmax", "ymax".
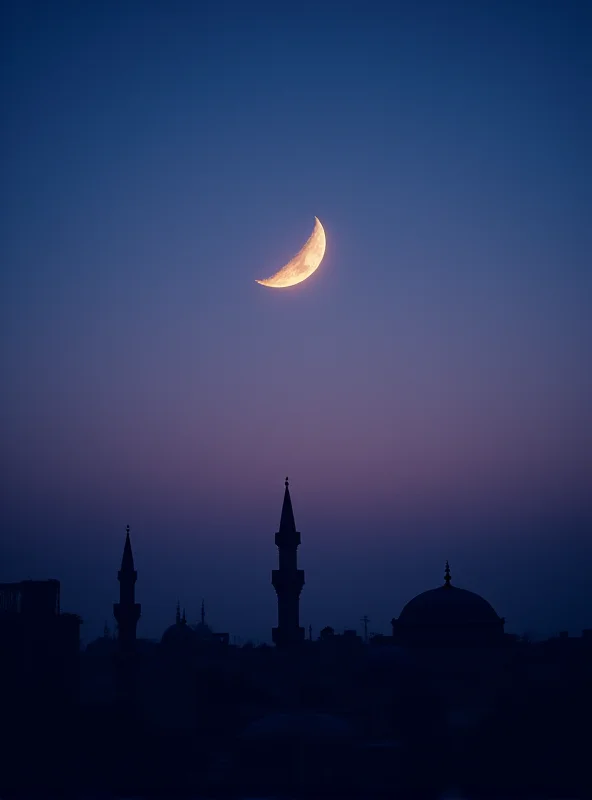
[
  {"xmin": 175, "ymin": 600, "xmax": 181, "ymax": 624},
  {"xmin": 444, "ymin": 560, "xmax": 452, "ymax": 587},
  {"xmin": 279, "ymin": 476, "xmax": 296, "ymax": 531}
]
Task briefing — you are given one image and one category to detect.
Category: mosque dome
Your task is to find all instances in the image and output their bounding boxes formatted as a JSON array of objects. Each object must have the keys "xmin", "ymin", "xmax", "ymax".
[
  {"xmin": 161, "ymin": 599, "xmax": 224, "ymax": 648},
  {"xmin": 399, "ymin": 586, "xmax": 501, "ymax": 628},
  {"xmin": 160, "ymin": 604, "xmax": 198, "ymax": 648},
  {"xmin": 393, "ymin": 562, "xmax": 504, "ymax": 645}
]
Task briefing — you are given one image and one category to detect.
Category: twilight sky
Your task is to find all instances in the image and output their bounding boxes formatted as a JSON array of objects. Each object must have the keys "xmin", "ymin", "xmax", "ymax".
[{"xmin": 1, "ymin": 0, "xmax": 590, "ymax": 645}]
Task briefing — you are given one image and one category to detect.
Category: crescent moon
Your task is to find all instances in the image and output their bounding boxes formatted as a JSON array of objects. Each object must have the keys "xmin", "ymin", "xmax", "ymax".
[{"xmin": 256, "ymin": 216, "xmax": 326, "ymax": 288}]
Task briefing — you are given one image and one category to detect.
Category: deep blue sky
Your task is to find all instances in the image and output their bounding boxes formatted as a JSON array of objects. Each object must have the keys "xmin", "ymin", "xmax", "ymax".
[{"xmin": 1, "ymin": 0, "xmax": 590, "ymax": 644}]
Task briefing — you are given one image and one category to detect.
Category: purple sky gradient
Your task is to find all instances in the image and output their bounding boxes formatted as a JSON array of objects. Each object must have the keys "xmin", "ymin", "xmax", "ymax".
[{"xmin": 1, "ymin": 0, "xmax": 591, "ymax": 644}]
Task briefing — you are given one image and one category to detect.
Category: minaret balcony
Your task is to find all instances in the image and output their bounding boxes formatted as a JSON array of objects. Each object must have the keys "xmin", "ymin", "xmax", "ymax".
[
  {"xmin": 113, "ymin": 602, "xmax": 141, "ymax": 625},
  {"xmin": 271, "ymin": 569, "xmax": 305, "ymax": 593},
  {"xmin": 275, "ymin": 529, "xmax": 301, "ymax": 548}
]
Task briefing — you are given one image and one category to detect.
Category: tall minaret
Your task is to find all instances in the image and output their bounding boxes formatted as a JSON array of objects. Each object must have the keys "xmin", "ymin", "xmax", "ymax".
[
  {"xmin": 271, "ymin": 477, "xmax": 305, "ymax": 647},
  {"xmin": 113, "ymin": 525, "xmax": 141, "ymax": 653}
]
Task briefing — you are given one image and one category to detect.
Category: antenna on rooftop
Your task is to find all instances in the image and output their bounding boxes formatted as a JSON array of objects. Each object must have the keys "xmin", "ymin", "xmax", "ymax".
[{"xmin": 360, "ymin": 615, "xmax": 370, "ymax": 643}]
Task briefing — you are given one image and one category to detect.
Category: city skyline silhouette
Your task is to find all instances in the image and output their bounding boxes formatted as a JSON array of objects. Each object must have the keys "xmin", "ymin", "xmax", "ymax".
[
  {"xmin": 4, "ymin": 475, "xmax": 589, "ymax": 648},
  {"xmin": 1, "ymin": 478, "xmax": 590, "ymax": 797}
]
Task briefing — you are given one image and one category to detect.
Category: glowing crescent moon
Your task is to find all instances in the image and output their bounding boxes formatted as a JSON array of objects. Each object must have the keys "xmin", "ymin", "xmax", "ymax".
[{"xmin": 256, "ymin": 216, "xmax": 326, "ymax": 288}]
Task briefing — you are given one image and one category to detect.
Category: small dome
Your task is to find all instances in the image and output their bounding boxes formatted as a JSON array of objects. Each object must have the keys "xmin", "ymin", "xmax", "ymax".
[
  {"xmin": 398, "ymin": 584, "xmax": 502, "ymax": 629},
  {"xmin": 161, "ymin": 620, "xmax": 197, "ymax": 648},
  {"xmin": 193, "ymin": 621, "xmax": 214, "ymax": 640}
]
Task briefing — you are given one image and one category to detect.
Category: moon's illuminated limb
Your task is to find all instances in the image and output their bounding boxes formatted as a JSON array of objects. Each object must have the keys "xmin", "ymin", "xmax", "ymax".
[{"xmin": 256, "ymin": 217, "xmax": 326, "ymax": 288}]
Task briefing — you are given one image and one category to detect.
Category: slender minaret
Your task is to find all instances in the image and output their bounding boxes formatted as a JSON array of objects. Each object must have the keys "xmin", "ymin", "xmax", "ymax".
[
  {"xmin": 271, "ymin": 477, "xmax": 305, "ymax": 647},
  {"xmin": 113, "ymin": 525, "xmax": 141, "ymax": 653}
]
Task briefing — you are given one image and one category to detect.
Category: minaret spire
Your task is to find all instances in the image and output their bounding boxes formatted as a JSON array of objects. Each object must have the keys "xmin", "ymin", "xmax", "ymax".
[
  {"xmin": 113, "ymin": 524, "xmax": 142, "ymax": 720},
  {"xmin": 121, "ymin": 524, "xmax": 135, "ymax": 572},
  {"xmin": 280, "ymin": 476, "xmax": 296, "ymax": 531},
  {"xmin": 113, "ymin": 525, "xmax": 141, "ymax": 652},
  {"xmin": 271, "ymin": 476, "xmax": 305, "ymax": 648}
]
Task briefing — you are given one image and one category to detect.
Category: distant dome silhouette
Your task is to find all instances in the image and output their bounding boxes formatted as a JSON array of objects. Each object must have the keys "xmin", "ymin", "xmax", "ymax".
[
  {"xmin": 161, "ymin": 603, "xmax": 197, "ymax": 648},
  {"xmin": 161, "ymin": 620, "xmax": 196, "ymax": 648}
]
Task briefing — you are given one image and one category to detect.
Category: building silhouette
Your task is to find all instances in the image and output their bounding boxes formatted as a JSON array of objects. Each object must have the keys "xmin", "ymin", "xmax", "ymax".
[
  {"xmin": 271, "ymin": 477, "xmax": 305, "ymax": 647},
  {"xmin": 0, "ymin": 579, "xmax": 81, "ymax": 720}
]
